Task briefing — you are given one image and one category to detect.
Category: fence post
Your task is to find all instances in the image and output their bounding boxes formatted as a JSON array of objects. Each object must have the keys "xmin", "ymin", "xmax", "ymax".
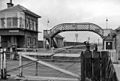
[
  {"xmin": 0, "ymin": 48, "xmax": 7, "ymax": 79},
  {"xmin": 3, "ymin": 48, "xmax": 7, "ymax": 79},
  {"xmin": 0, "ymin": 49, "xmax": 3, "ymax": 79},
  {"xmin": 35, "ymin": 55, "xmax": 38, "ymax": 76},
  {"xmin": 81, "ymin": 51, "xmax": 85, "ymax": 81},
  {"xmin": 19, "ymin": 53, "xmax": 23, "ymax": 77},
  {"xmin": 92, "ymin": 51, "xmax": 100, "ymax": 81}
]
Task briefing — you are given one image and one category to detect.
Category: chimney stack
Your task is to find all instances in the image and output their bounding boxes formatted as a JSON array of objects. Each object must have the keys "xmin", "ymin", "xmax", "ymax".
[{"xmin": 7, "ymin": 0, "xmax": 14, "ymax": 8}]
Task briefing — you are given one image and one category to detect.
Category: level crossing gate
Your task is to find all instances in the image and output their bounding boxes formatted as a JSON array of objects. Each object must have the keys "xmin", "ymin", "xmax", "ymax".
[
  {"xmin": 0, "ymin": 48, "xmax": 81, "ymax": 81},
  {"xmin": 0, "ymin": 46, "xmax": 119, "ymax": 81}
]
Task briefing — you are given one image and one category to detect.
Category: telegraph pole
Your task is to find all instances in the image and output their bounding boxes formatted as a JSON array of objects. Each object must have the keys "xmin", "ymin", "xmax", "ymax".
[
  {"xmin": 43, "ymin": 18, "xmax": 50, "ymax": 49},
  {"xmin": 106, "ymin": 18, "xmax": 108, "ymax": 29},
  {"xmin": 47, "ymin": 19, "xmax": 50, "ymax": 30}
]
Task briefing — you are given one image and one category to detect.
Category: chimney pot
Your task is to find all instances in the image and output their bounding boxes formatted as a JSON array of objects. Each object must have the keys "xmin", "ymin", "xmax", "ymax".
[{"xmin": 7, "ymin": 0, "xmax": 14, "ymax": 8}]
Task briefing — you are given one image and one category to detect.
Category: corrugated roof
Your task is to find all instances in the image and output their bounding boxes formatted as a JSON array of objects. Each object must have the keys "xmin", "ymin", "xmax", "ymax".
[{"xmin": 0, "ymin": 4, "xmax": 41, "ymax": 18}]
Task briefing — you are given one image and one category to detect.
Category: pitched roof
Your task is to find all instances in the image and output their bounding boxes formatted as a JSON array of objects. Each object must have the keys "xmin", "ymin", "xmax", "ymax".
[
  {"xmin": 0, "ymin": 4, "xmax": 41, "ymax": 18},
  {"xmin": 116, "ymin": 26, "xmax": 120, "ymax": 30},
  {"xmin": 104, "ymin": 36, "xmax": 113, "ymax": 41}
]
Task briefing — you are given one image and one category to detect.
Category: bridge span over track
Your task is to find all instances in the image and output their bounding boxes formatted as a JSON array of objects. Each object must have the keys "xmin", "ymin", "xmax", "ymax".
[{"xmin": 44, "ymin": 22, "xmax": 113, "ymax": 48}]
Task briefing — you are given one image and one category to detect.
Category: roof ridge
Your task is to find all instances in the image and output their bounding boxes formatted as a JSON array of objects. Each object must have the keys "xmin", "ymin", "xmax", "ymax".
[
  {"xmin": 0, "ymin": 4, "xmax": 41, "ymax": 18},
  {"xmin": 16, "ymin": 4, "xmax": 30, "ymax": 11},
  {"xmin": 16, "ymin": 4, "xmax": 41, "ymax": 18},
  {"xmin": 0, "ymin": 4, "xmax": 23, "ymax": 12}
]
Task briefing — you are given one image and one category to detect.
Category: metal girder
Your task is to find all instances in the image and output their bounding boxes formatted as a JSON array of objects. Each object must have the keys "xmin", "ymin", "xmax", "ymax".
[
  {"xmin": 45, "ymin": 23, "xmax": 104, "ymax": 38},
  {"xmin": 44, "ymin": 23, "xmax": 104, "ymax": 48}
]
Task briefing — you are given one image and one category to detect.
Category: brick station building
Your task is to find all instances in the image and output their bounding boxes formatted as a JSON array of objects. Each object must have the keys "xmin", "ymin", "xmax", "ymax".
[{"xmin": 0, "ymin": 2, "xmax": 41, "ymax": 49}]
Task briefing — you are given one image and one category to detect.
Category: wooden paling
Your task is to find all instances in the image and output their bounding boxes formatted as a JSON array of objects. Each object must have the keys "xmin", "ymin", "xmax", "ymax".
[{"xmin": 81, "ymin": 50, "xmax": 118, "ymax": 81}]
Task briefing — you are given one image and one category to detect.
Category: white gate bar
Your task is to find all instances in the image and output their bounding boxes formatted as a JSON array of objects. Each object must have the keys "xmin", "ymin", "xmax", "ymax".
[
  {"xmin": 11, "ymin": 74, "xmax": 78, "ymax": 81},
  {"xmin": 18, "ymin": 53, "xmax": 79, "ymax": 78},
  {"xmin": 19, "ymin": 54, "xmax": 23, "ymax": 77},
  {"xmin": 18, "ymin": 52, "xmax": 80, "ymax": 57},
  {"xmin": 24, "ymin": 75, "xmax": 79, "ymax": 81}
]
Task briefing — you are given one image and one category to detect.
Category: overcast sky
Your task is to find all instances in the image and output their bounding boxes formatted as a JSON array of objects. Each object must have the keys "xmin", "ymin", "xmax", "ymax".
[{"xmin": 1, "ymin": 0, "xmax": 120, "ymax": 43}]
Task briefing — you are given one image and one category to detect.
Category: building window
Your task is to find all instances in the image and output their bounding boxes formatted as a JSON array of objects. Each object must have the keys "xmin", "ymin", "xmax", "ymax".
[
  {"xmin": 26, "ymin": 18, "xmax": 29, "ymax": 29},
  {"xmin": 13, "ymin": 17, "xmax": 18, "ymax": 27},
  {"xmin": 7, "ymin": 17, "xmax": 18, "ymax": 28},
  {"xmin": 30, "ymin": 19, "xmax": 32, "ymax": 30},
  {"xmin": 27, "ymin": 37, "xmax": 31, "ymax": 48},
  {"xmin": 34, "ymin": 21, "xmax": 36, "ymax": 31},
  {"xmin": 25, "ymin": 16, "xmax": 37, "ymax": 31},
  {"xmin": 19, "ymin": 17, "xmax": 22, "ymax": 28},
  {"xmin": 31, "ymin": 20, "xmax": 34, "ymax": 30},
  {"xmin": 30, "ymin": 37, "xmax": 32, "ymax": 46},
  {"xmin": 1, "ymin": 18, "xmax": 5, "ymax": 28},
  {"xmin": 33, "ymin": 38, "xmax": 36, "ymax": 46},
  {"xmin": 7, "ymin": 17, "xmax": 12, "ymax": 28},
  {"xmin": 28, "ymin": 18, "xmax": 30, "ymax": 30}
]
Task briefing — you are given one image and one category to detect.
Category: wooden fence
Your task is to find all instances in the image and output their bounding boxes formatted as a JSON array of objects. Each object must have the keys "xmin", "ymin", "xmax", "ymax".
[{"xmin": 81, "ymin": 50, "xmax": 118, "ymax": 81}]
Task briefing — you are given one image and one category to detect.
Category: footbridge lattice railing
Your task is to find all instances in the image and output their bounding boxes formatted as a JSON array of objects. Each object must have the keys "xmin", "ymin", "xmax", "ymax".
[{"xmin": 44, "ymin": 23, "xmax": 105, "ymax": 47}]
